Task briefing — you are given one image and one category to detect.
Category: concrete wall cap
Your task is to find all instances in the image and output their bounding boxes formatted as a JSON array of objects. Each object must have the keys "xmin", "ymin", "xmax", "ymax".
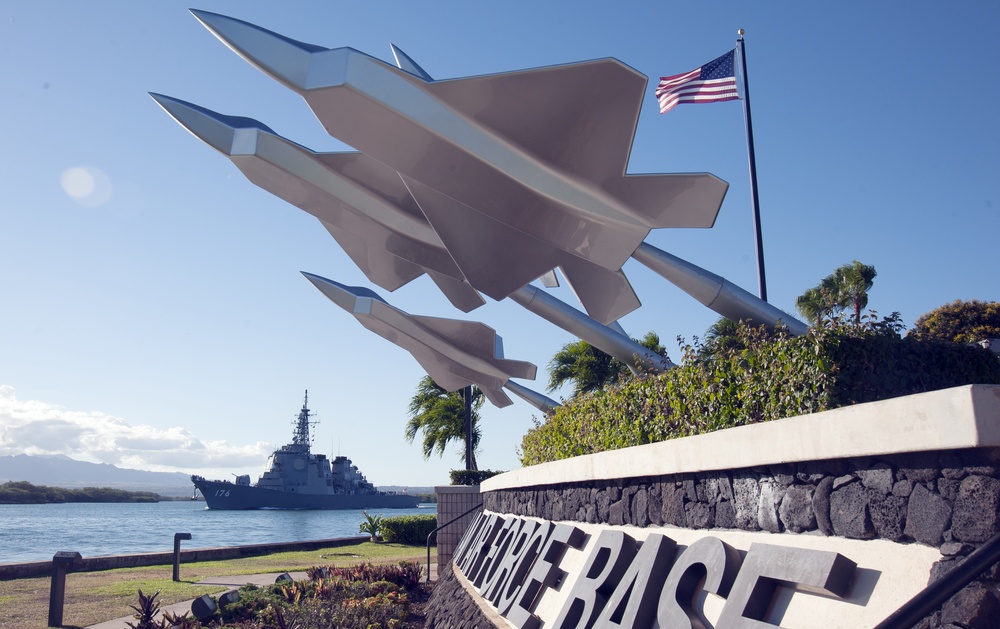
[{"xmin": 484, "ymin": 385, "xmax": 1000, "ymax": 492}]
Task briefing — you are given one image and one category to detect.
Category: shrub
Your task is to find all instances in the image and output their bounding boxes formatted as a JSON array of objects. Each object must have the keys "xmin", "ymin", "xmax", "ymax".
[
  {"xmin": 308, "ymin": 561, "xmax": 423, "ymax": 591},
  {"xmin": 520, "ymin": 314, "xmax": 1000, "ymax": 466},
  {"xmin": 910, "ymin": 299, "xmax": 1000, "ymax": 344},
  {"xmin": 133, "ymin": 560, "xmax": 422, "ymax": 628},
  {"xmin": 449, "ymin": 469, "xmax": 504, "ymax": 485},
  {"xmin": 218, "ymin": 583, "xmax": 289, "ymax": 625},
  {"xmin": 381, "ymin": 514, "xmax": 438, "ymax": 545}
]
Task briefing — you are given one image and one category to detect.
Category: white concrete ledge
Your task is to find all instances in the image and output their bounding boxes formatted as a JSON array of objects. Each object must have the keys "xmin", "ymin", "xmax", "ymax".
[{"xmin": 484, "ymin": 385, "xmax": 1000, "ymax": 492}]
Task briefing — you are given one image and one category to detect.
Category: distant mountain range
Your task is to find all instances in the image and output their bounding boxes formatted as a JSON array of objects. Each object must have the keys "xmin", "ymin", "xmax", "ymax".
[
  {"xmin": 0, "ymin": 455, "xmax": 438, "ymax": 499},
  {"xmin": 0, "ymin": 454, "xmax": 194, "ymax": 497}
]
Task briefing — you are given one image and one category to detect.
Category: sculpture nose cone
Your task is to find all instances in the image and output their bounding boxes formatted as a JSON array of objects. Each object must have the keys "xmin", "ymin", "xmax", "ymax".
[
  {"xmin": 149, "ymin": 93, "xmax": 270, "ymax": 156},
  {"xmin": 301, "ymin": 272, "xmax": 385, "ymax": 314},
  {"xmin": 190, "ymin": 8, "xmax": 320, "ymax": 89}
]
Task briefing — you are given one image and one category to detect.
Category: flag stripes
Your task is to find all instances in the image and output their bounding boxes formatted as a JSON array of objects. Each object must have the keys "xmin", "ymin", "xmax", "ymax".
[{"xmin": 655, "ymin": 50, "xmax": 739, "ymax": 114}]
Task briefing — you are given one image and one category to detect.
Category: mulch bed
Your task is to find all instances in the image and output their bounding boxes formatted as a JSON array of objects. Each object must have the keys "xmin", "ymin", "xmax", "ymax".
[{"xmin": 403, "ymin": 581, "xmax": 434, "ymax": 627}]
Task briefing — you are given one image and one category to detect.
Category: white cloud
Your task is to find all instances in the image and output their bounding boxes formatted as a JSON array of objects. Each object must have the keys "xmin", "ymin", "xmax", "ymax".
[{"xmin": 0, "ymin": 385, "xmax": 271, "ymax": 477}]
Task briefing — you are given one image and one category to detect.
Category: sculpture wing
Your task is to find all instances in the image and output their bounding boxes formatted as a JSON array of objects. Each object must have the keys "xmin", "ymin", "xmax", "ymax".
[
  {"xmin": 410, "ymin": 315, "xmax": 536, "ymax": 382},
  {"xmin": 321, "ymin": 221, "xmax": 423, "ymax": 291},
  {"xmin": 425, "ymin": 59, "xmax": 647, "ymax": 184}
]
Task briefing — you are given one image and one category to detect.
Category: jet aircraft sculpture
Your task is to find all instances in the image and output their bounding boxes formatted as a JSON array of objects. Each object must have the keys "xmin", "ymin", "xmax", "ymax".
[
  {"xmin": 156, "ymin": 10, "xmax": 803, "ymax": 400},
  {"xmin": 301, "ymin": 272, "xmax": 559, "ymax": 412},
  {"xmin": 151, "ymin": 94, "xmax": 670, "ymax": 373},
  {"xmin": 151, "ymin": 94, "xmax": 639, "ymax": 325},
  {"xmin": 189, "ymin": 9, "xmax": 730, "ymax": 305},
  {"xmin": 385, "ymin": 42, "xmax": 809, "ymax": 336}
]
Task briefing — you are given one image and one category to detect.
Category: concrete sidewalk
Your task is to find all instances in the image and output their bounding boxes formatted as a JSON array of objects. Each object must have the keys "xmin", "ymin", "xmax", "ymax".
[{"xmin": 86, "ymin": 563, "xmax": 437, "ymax": 629}]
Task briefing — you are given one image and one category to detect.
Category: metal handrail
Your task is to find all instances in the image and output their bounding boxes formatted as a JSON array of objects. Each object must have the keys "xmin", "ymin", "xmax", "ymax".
[
  {"xmin": 426, "ymin": 502, "xmax": 484, "ymax": 582},
  {"xmin": 874, "ymin": 530, "xmax": 1000, "ymax": 628}
]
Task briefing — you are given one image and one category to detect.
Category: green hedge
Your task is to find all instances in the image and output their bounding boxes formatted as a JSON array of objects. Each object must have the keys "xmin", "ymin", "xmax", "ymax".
[
  {"xmin": 381, "ymin": 514, "xmax": 438, "ymax": 545},
  {"xmin": 449, "ymin": 469, "xmax": 504, "ymax": 485},
  {"xmin": 520, "ymin": 315, "xmax": 1000, "ymax": 466}
]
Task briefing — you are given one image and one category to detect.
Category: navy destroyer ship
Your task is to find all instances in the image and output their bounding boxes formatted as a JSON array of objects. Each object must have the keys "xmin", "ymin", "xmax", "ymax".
[{"xmin": 191, "ymin": 391, "xmax": 419, "ymax": 510}]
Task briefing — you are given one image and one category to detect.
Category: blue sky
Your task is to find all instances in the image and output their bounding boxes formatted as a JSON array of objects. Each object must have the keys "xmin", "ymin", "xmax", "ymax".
[{"xmin": 1, "ymin": 2, "xmax": 997, "ymax": 487}]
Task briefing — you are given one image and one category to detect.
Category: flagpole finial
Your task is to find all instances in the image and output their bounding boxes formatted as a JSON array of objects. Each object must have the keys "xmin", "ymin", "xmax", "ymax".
[{"xmin": 738, "ymin": 28, "xmax": 745, "ymax": 39}]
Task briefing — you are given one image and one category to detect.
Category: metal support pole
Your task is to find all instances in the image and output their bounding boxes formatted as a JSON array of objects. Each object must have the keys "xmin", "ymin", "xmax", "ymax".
[
  {"xmin": 510, "ymin": 284, "xmax": 671, "ymax": 375},
  {"xmin": 874, "ymin": 530, "xmax": 1000, "ymax": 629},
  {"xmin": 48, "ymin": 551, "xmax": 82, "ymax": 627},
  {"xmin": 173, "ymin": 532, "xmax": 192, "ymax": 582},
  {"xmin": 503, "ymin": 380, "xmax": 561, "ymax": 413},
  {"xmin": 463, "ymin": 385, "xmax": 473, "ymax": 471},
  {"xmin": 632, "ymin": 242, "xmax": 807, "ymax": 336},
  {"xmin": 737, "ymin": 29, "xmax": 767, "ymax": 302}
]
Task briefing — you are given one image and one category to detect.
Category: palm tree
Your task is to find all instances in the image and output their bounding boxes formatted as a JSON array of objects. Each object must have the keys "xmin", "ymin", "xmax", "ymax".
[
  {"xmin": 795, "ymin": 286, "xmax": 836, "ymax": 326},
  {"xmin": 701, "ymin": 316, "xmax": 743, "ymax": 356},
  {"xmin": 547, "ymin": 331, "xmax": 667, "ymax": 398},
  {"xmin": 404, "ymin": 376, "xmax": 483, "ymax": 469},
  {"xmin": 832, "ymin": 260, "xmax": 877, "ymax": 324},
  {"xmin": 796, "ymin": 261, "xmax": 877, "ymax": 326}
]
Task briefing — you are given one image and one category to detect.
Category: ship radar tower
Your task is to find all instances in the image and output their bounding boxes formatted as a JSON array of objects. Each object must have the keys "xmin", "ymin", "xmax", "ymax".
[{"xmin": 291, "ymin": 390, "xmax": 317, "ymax": 451}]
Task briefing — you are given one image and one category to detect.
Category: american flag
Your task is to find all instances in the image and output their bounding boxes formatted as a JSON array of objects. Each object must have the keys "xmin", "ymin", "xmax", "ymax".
[{"xmin": 656, "ymin": 50, "xmax": 739, "ymax": 114}]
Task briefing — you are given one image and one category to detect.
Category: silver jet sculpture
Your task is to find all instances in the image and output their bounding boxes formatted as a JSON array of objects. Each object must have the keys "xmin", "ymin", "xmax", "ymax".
[
  {"xmin": 301, "ymin": 272, "xmax": 560, "ymax": 413},
  {"xmin": 185, "ymin": 10, "xmax": 806, "ymax": 336},
  {"xmin": 189, "ymin": 10, "xmax": 729, "ymax": 304},
  {"xmin": 157, "ymin": 10, "xmax": 804, "ymax": 404},
  {"xmin": 384, "ymin": 47, "xmax": 807, "ymax": 335},
  {"xmin": 151, "ymin": 94, "xmax": 670, "ymax": 374}
]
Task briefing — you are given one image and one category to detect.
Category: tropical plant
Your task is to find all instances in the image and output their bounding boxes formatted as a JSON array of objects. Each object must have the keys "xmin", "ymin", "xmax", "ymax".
[
  {"xmin": 910, "ymin": 299, "xmax": 1000, "ymax": 345},
  {"xmin": 358, "ymin": 510, "xmax": 384, "ymax": 542},
  {"xmin": 213, "ymin": 565, "xmax": 418, "ymax": 628},
  {"xmin": 795, "ymin": 285, "xmax": 837, "ymax": 326},
  {"xmin": 404, "ymin": 376, "xmax": 483, "ymax": 469},
  {"xmin": 700, "ymin": 316, "xmax": 744, "ymax": 356},
  {"xmin": 547, "ymin": 331, "xmax": 667, "ymax": 398},
  {"xmin": 796, "ymin": 260, "xmax": 876, "ymax": 325},
  {"xmin": 832, "ymin": 260, "xmax": 878, "ymax": 323},
  {"xmin": 158, "ymin": 611, "xmax": 198, "ymax": 629},
  {"xmin": 126, "ymin": 589, "xmax": 161, "ymax": 629}
]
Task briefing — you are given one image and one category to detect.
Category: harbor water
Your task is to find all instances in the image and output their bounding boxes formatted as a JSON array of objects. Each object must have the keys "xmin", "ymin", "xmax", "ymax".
[{"xmin": 0, "ymin": 500, "xmax": 435, "ymax": 564}]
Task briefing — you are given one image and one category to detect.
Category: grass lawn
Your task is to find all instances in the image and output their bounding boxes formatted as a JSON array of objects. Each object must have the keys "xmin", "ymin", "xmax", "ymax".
[{"xmin": 0, "ymin": 542, "xmax": 433, "ymax": 629}]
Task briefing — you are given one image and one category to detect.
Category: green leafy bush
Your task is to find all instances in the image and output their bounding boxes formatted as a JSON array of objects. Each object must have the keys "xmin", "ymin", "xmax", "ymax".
[
  {"xmin": 449, "ymin": 469, "xmax": 504, "ymax": 485},
  {"xmin": 520, "ymin": 314, "xmax": 1000, "ymax": 466},
  {"xmin": 381, "ymin": 514, "xmax": 438, "ymax": 545},
  {"xmin": 215, "ymin": 563, "xmax": 423, "ymax": 627},
  {"xmin": 910, "ymin": 299, "xmax": 1000, "ymax": 344},
  {"xmin": 308, "ymin": 561, "xmax": 424, "ymax": 590}
]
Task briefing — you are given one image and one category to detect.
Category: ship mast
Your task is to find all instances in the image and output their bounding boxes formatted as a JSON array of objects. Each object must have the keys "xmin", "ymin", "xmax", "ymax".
[{"xmin": 292, "ymin": 390, "xmax": 316, "ymax": 451}]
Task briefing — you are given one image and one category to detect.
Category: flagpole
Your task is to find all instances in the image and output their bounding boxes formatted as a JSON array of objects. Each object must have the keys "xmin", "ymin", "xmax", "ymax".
[{"xmin": 737, "ymin": 28, "xmax": 767, "ymax": 302}]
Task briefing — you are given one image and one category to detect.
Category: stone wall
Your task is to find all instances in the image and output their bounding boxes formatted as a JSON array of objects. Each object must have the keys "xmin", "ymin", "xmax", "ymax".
[
  {"xmin": 425, "ymin": 386, "xmax": 1000, "ymax": 628},
  {"xmin": 486, "ymin": 449, "xmax": 1000, "ymax": 549},
  {"xmin": 426, "ymin": 566, "xmax": 497, "ymax": 629},
  {"xmin": 429, "ymin": 448, "xmax": 1000, "ymax": 628}
]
